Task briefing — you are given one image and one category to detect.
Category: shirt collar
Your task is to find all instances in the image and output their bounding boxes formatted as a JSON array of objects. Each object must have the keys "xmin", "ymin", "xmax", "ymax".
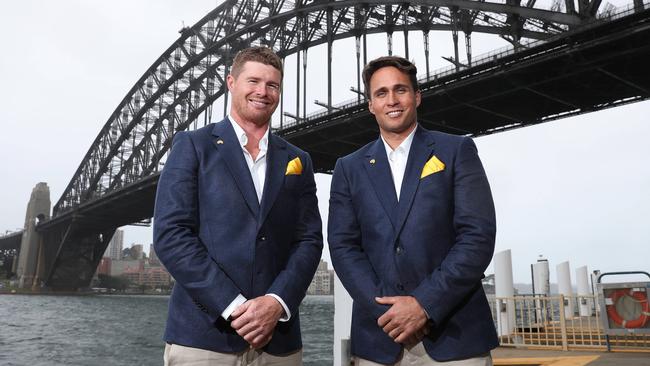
[
  {"xmin": 229, "ymin": 114, "xmax": 269, "ymax": 152},
  {"xmin": 381, "ymin": 124, "xmax": 417, "ymax": 160}
]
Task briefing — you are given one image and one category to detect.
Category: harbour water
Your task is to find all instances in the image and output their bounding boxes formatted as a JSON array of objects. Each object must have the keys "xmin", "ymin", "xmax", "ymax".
[{"xmin": 0, "ymin": 294, "xmax": 333, "ymax": 366}]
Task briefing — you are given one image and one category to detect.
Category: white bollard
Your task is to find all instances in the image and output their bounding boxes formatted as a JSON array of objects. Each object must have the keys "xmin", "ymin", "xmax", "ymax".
[
  {"xmin": 533, "ymin": 259, "xmax": 550, "ymax": 296},
  {"xmin": 556, "ymin": 261, "xmax": 574, "ymax": 319},
  {"xmin": 333, "ymin": 273, "xmax": 353, "ymax": 366},
  {"xmin": 576, "ymin": 266, "xmax": 591, "ymax": 316},
  {"xmin": 532, "ymin": 259, "xmax": 550, "ymax": 323},
  {"xmin": 494, "ymin": 250, "xmax": 516, "ymax": 336}
]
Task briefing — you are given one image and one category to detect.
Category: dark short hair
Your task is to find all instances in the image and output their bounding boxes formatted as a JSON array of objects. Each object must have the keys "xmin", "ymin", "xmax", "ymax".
[
  {"xmin": 230, "ymin": 46, "xmax": 283, "ymax": 78},
  {"xmin": 362, "ymin": 56, "xmax": 419, "ymax": 99}
]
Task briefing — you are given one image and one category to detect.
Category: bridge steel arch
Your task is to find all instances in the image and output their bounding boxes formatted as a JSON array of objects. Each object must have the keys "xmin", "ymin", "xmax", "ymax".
[
  {"xmin": 37, "ymin": 0, "xmax": 629, "ymax": 289},
  {"xmin": 53, "ymin": 0, "xmax": 603, "ymax": 218}
]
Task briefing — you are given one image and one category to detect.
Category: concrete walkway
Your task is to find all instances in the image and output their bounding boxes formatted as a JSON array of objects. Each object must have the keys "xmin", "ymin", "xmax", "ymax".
[{"xmin": 492, "ymin": 347, "xmax": 650, "ymax": 366}]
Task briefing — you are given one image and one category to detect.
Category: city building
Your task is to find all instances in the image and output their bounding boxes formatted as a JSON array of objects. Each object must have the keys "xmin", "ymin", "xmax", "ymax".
[
  {"xmin": 307, "ymin": 260, "xmax": 333, "ymax": 295},
  {"xmin": 96, "ymin": 257, "xmax": 112, "ymax": 276},
  {"xmin": 116, "ymin": 260, "xmax": 172, "ymax": 290},
  {"xmin": 141, "ymin": 265, "xmax": 172, "ymax": 289},
  {"xmin": 124, "ymin": 244, "xmax": 144, "ymax": 260},
  {"xmin": 111, "ymin": 259, "xmax": 144, "ymax": 276},
  {"xmin": 104, "ymin": 229, "xmax": 124, "ymax": 260},
  {"xmin": 148, "ymin": 243, "xmax": 160, "ymax": 266},
  {"xmin": 94, "ymin": 235, "xmax": 173, "ymax": 292}
]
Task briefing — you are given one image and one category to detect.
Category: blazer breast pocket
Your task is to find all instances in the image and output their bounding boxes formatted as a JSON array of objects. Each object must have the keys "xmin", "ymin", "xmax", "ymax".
[
  {"xmin": 418, "ymin": 172, "xmax": 450, "ymax": 200},
  {"xmin": 283, "ymin": 174, "xmax": 303, "ymax": 192},
  {"xmin": 419, "ymin": 169, "xmax": 447, "ymax": 190}
]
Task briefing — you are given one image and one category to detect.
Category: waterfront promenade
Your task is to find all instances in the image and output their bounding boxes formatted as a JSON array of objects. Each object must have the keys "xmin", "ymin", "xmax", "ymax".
[{"xmin": 493, "ymin": 347, "xmax": 650, "ymax": 366}]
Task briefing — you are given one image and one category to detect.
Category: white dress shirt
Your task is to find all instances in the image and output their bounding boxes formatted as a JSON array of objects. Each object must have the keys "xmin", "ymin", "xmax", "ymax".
[
  {"xmin": 381, "ymin": 126, "xmax": 417, "ymax": 201},
  {"xmin": 220, "ymin": 116, "xmax": 290, "ymax": 322}
]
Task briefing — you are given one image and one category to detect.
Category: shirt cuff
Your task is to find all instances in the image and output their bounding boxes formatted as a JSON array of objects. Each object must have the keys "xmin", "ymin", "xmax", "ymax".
[
  {"xmin": 221, "ymin": 293, "xmax": 247, "ymax": 320},
  {"xmin": 266, "ymin": 293, "xmax": 291, "ymax": 322}
]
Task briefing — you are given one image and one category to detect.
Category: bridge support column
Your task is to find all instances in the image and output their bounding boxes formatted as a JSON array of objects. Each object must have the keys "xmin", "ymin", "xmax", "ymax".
[
  {"xmin": 16, "ymin": 182, "xmax": 51, "ymax": 289},
  {"xmin": 11, "ymin": 252, "xmax": 18, "ymax": 274},
  {"xmin": 33, "ymin": 234, "xmax": 47, "ymax": 289},
  {"xmin": 424, "ymin": 31, "xmax": 430, "ymax": 81},
  {"xmin": 634, "ymin": 0, "xmax": 645, "ymax": 11}
]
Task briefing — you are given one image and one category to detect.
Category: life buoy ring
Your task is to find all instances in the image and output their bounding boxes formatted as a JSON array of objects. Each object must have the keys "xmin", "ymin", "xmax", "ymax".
[{"xmin": 606, "ymin": 289, "xmax": 649, "ymax": 328}]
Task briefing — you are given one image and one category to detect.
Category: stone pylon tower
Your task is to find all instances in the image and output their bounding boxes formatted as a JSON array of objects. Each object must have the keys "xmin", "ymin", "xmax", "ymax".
[{"xmin": 16, "ymin": 182, "xmax": 51, "ymax": 288}]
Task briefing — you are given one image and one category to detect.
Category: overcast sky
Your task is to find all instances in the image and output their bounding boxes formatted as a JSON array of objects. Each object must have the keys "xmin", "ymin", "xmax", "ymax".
[{"xmin": 1, "ymin": 1, "xmax": 648, "ymax": 284}]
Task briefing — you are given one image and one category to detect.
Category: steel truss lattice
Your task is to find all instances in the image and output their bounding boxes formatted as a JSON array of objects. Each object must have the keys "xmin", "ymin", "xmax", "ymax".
[{"xmin": 53, "ymin": 0, "xmax": 608, "ymax": 216}]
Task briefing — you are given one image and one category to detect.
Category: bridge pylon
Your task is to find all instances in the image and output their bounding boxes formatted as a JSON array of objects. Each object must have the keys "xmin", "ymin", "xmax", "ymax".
[{"xmin": 15, "ymin": 182, "xmax": 50, "ymax": 289}]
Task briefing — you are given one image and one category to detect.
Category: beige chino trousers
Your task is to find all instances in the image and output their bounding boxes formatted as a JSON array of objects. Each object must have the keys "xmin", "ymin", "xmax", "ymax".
[
  {"xmin": 164, "ymin": 343, "xmax": 302, "ymax": 366},
  {"xmin": 355, "ymin": 343, "xmax": 492, "ymax": 366}
]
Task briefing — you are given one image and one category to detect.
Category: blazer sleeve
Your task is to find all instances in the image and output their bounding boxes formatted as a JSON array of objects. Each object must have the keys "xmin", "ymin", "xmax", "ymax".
[
  {"xmin": 153, "ymin": 132, "xmax": 242, "ymax": 316},
  {"xmin": 411, "ymin": 137, "xmax": 496, "ymax": 325},
  {"xmin": 265, "ymin": 152, "xmax": 324, "ymax": 315},
  {"xmin": 328, "ymin": 158, "xmax": 390, "ymax": 320}
]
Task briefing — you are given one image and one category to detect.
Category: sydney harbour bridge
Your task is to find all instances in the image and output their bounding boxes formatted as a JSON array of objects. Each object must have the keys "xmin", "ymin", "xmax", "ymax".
[{"xmin": 1, "ymin": 0, "xmax": 649, "ymax": 290}]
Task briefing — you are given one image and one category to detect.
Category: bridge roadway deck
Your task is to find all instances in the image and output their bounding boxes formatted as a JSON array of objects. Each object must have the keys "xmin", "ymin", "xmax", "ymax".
[
  {"xmin": 279, "ymin": 7, "xmax": 650, "ymax": 173},
  {"xmin": 38, "ymin": 174, "xmax": 157, "ymax": 235},
  {"xmin": 0, "ymin": 231, "xmax": 23, "ymax": 251}
]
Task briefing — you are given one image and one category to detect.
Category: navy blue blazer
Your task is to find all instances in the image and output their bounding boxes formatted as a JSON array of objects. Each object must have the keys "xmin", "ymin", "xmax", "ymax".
[
  {"xmin": 153, "ymin": 119, "xmax": 323, "ymax": 355},
  {"xmin": 328, "ymin": 126, "xmax": 498, "ymax": 363}
]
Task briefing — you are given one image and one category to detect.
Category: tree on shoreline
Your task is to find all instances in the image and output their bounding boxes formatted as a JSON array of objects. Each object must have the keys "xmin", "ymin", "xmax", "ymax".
[{"xmin": 97, "ymin": 274, "xmax": 131, "ymax": 291}]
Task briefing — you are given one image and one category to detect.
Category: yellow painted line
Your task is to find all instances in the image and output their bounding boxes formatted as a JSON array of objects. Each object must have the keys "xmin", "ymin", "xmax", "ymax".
[{"xmin": 493, "ymin": 355, "xmax": 600, "ymax": 366}]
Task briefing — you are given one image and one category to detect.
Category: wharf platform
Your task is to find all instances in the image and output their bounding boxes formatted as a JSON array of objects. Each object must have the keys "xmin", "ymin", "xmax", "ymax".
[{"xmin": 492, "ymin": 347, "xmax": 650, "ymax": 366}]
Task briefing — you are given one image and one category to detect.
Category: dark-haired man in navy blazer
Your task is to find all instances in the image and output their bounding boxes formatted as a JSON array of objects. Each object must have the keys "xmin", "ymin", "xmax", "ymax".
[
  {"xmin": 329, "ymin": 56, "xmax": 498, "ymax": 365},
  {"xmin": 154, "ymin": 47, "xmax": 322, "ymax": 365}
]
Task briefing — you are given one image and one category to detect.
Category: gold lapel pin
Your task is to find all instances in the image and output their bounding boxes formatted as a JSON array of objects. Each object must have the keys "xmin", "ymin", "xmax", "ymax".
[
  {"xmin": 369, "ymin": 159, "xmax": 376, "ymax": 164},
  {"xmin": 216, "ymin": 139, "xmax": 224, "ymax": 145}
]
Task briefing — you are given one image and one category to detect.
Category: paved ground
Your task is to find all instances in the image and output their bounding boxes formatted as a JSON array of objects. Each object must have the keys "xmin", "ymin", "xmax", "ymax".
[{"xmin": 492, "ymin": 347, "xmax": 650, "ymax": 366}]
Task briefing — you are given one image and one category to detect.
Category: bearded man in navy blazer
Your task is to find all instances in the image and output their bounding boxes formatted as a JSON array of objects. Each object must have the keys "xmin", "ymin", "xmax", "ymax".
[
  {"xmin": 154, "ymin": 47, "xmax": 323, "ymax": 365},
  {"xmin": 329, "ymin": 56, "xmax": 498, "ymax": 365}
]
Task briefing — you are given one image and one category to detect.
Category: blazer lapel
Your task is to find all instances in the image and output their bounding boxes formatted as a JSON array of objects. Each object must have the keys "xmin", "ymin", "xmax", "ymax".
[
  {"xmin": 211, "ymin": 119, "xmax": 260, "ymax": 217},
  {"xmin": 394, "ymin": 127, "xmax": 436, "ymax": 240},
  {"xmin": 363, "ymin": 139, "xmax": 399, "ymax": 229},
  {"xmin": 259, "ymin": 134, "xmax": 288, "ymax": 227}
]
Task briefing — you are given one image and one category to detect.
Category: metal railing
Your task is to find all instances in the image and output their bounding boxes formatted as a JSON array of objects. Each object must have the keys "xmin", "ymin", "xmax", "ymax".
[{"xmin": 489, "ymin": 294, "xmax": 650, "ymax": 351}]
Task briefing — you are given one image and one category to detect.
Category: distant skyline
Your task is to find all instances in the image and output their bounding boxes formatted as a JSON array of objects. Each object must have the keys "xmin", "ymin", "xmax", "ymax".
[{"xmin": 1, "ymin": 1, "xmax": 648, "ymax": 284}]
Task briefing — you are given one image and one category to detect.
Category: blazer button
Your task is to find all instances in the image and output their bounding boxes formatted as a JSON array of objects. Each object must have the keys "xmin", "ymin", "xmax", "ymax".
[
  {"xmin": 397, "ymin": 283, "xmax": 404, "ymax": 291},
  {"xmin": 259, "ymin": 236, "xmax": 267, "ymax": 242},
  {"xmin": 395, "ymin": 246, "xmax": 403, "ymax": 255}
]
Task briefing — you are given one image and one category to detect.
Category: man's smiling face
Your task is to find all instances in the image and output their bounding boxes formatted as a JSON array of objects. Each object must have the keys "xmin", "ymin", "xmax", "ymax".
[
  {"xmin": 227, "ymin": 61, "xmax": 281, "ymax": 126},
  {"xmin": 368, "ymin": 66, "xmax": 421, "ymax": 137}
]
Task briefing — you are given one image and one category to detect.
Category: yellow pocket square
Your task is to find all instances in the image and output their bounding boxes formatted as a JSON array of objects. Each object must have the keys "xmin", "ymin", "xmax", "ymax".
[
  {"xmin": 421, "ymin": 155, "xmax": 445, "ymax": 179},
  {"xmin": 285, "ymin": 157, "xmax": 303, "ymax": 175}
]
